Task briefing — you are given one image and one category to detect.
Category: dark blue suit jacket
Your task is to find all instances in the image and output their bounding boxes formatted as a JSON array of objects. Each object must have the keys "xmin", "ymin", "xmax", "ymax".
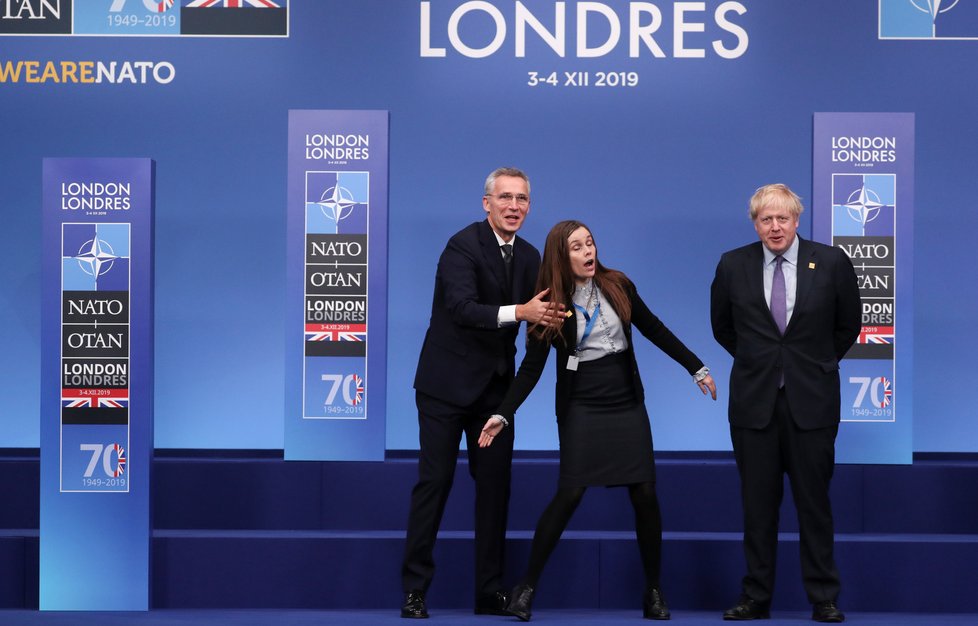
[
  {"xmin": 710, "ymin": 237, "xmax": 861, "ymax": 430},
  {"xmin": 414, "ymin": 220, "xmax": 541, "ymax": 407}
]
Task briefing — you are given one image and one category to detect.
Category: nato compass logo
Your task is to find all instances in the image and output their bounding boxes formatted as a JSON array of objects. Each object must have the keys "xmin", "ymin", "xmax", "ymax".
[
  {"xmin": 880, "ymin": 0, "xmax": 978, "ymax": 39},
  {"xmin": 320, "ymin": 185, "xmax": 357, "ymax": 224},
  {"xmin": 62, "ymin": 224, "xmax": 130, "ymax": 291},
  {"xmin": 832, "ymin": 174, "xmax": 895, "ymax": 237},
  {"xmin": 306, "ymin": 172, "xmax": 368, "ymax": 234}
]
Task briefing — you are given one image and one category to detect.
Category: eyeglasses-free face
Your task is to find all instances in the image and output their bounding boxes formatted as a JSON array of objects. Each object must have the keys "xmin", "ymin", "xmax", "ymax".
[
  {"xmin": 567, "ymin": 226, "xmax": 596, "ymax": 284},
  {"xmin": 753, "ymin": 204, "xmax": 798, "ymax": 254}
]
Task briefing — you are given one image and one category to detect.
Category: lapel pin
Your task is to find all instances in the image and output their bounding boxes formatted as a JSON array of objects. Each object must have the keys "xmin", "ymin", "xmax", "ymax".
[{"xmin": 808, "ymin": 262, "xmax": 816, "ymax": 269}]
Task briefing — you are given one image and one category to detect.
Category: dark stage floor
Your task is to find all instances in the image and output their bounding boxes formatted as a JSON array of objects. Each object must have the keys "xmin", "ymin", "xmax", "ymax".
[{"xmin": 1, "ymin": 610, "xmax": 977, "ymax": 626}]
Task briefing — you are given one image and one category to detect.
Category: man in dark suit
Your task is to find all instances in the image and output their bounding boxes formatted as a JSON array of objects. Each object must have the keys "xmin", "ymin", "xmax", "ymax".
[
  {"xmin": 710, "ymin": 184, "xmax": 861, "ymax": 623},
  {"xmin": 401, "ymin": 167, "xmax": 562, "ymax": 619}
]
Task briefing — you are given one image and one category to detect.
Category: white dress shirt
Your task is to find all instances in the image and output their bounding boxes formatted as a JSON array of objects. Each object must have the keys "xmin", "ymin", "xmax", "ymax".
[{"xmin": 762, "ymin": 236, "xmax": 799, "ymax": 326}]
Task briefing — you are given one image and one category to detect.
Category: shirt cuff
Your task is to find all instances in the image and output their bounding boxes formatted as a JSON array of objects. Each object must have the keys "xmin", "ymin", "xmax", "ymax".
[
  {"xmin": 491, "ymin": 414, "xmax": 509, "ymax": 428},
  {"xmin": 693, "ymin": 366, "xmax": 710, "ymax": 382},
  {"xmin": 497, "ymin": 305, "xmax": 518, "ymax": 327}
]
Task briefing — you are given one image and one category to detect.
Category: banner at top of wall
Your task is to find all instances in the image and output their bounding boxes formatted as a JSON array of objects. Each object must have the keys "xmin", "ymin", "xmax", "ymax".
[
  {"xmin": 812, "ymin": 112, "xmax": 913, "ymax": 465},
  {"xmin": 0, "ymin": 0, "xmax": 289, "ymax": 37},
  {"xmin": 40, "ymin": 157, "xmax": 154, "ymax": 609},
  {"xmin": 285, "ymin": 110, "xmax": 389, "ymax": 461}
]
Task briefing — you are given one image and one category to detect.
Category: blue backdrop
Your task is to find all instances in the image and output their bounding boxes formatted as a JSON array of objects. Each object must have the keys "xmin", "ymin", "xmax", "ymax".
[{"xmin": 2, "ymin": 1, "xmax": 975, "ymax": 452}]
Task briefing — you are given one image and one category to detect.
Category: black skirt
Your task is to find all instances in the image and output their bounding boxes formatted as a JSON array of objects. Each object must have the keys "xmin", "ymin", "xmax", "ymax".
[{"xmin": 557, "ymin": 351, "xmax": 655, "ymax": 488}]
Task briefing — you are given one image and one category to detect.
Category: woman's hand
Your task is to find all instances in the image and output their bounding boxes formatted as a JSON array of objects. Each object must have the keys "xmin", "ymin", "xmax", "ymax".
[
  {"xmin": 697, "ymin": 374, "xmax": 717, "ymax": 401},
  {"xmin": 478, "ymin": 417, "xmax": 505, "ymax": 447}
]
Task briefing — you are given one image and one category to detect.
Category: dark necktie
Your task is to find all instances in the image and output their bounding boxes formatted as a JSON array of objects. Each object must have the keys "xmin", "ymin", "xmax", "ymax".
[
  {"xmin": 771, "ymin": 255, "xmax": 786, "ymax": 335},
  {"xmin": 501, "ymin": 244, "xmax": 513, "ymax": 284}
]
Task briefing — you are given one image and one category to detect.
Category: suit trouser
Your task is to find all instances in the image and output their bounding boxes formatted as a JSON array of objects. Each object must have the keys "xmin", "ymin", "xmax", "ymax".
[
  {"xmin": 401, "ymin": 382, "xmax": 514, "ymax": 599},
  {"xmin": 730, "ymin": 387, "xmax": 841, "ymax": 605}
]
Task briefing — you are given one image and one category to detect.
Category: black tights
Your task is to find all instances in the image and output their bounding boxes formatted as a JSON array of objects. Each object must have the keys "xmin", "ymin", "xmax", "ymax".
[{"xmin": 521, "ymin": 481, "xmax": 663, "ymax": 589}]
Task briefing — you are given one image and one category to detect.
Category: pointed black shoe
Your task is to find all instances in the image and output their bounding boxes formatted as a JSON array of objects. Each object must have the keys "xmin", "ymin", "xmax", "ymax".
[
  {"xmin": 723, "ymin": 595, "xmax": 770, "ymax": 620},
  {"xmin": 812, "ymin": 601, "xmax": 845, "ymax": 623},
  {"xmin": 401, "ymin": 591, "xmax": 428, "ymax": 619},
  {"xmin": 643, "ymin": 587, "xmax": 671, "ymax": 620},
  {"xmin": 505, "ymin": 583, "xmax": 535, "ymax": 622},
  {"xmin": 474, "ymin": 590, "xmax": 510, "ymax": 615}
]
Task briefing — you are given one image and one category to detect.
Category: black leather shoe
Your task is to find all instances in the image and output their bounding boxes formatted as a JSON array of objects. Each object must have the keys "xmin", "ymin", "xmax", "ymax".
[
  {"xmin": 474, "ymin": 590, "xmax": 510, "ymax": 615},
  {"xmin": 505, "ymin": 583, "xmax": 535, "ymax": 622},
  {"xmin": 643, "ymin": 587, "xmax": 671, "ymax": 620},
  {"xmin": 812, "ymin": 601, "xmax": 845, "ymax": 623},
  {"xmin": 401, "ymin": 591, "xmax": 428, "ymax": 619},
  {"xmin": 723, "ymin": 596, "xmax": 770, "ymax": 620}
]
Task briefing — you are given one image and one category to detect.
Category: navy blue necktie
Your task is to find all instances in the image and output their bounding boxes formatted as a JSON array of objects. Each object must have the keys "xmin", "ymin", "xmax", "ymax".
[{"xmin": 501, "ymin": 244, "xmax": 513, "ymax": 284}]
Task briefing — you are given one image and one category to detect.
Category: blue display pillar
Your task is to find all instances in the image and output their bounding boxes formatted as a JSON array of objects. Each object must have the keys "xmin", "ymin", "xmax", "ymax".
[
  {"xmin": 813, "ymin": 113, "xmax": 914, "ymax": 464},
  {"xmin": 40, "ymin": 158, "xmax": 155, "ymax": 609},
  {"xmin": 284, "ymin": 110, "xmax": 389, "ymax": 461}
]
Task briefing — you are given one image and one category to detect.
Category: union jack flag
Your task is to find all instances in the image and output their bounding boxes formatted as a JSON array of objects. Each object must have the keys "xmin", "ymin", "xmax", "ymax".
[
  {"xmin": 351, "ymin": 374, "xmax": 364, "ymax": 406},
  {"xmin": 857, "ymin": 326, "xmax": 894, "ymax": 345},
  {"xmin": 148, "ymin": 0, "xmax": 175, "ymax": 11},
  {"xmin": 113, "ymin": 444, "xmax": 127, "ymax": 477},
  {"xmin": 305, "ymin": 324, "xmax": 366, "ymax": 342},
  {"xmin": 62, "ymin": 388, "xmax": 129, "ymax": 408},
  {"xmin": 878, "ymin": 377, "xmax": 892, "ymax": 408},
  {"xmin": 185, "ymin": 0, "xmax": 282, "ymax": 7}
]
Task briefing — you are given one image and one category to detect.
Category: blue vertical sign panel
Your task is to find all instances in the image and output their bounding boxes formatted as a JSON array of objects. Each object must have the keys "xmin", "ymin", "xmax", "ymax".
[
  {"xmin": 285, "ymin": 111, "xmax": 388, "ymax": 461},
  {"xmin": 41, "ymin": 158, "xmax": 154, "ymax": 609},
  {"xmin": 813, "ymin": 113, "xmax": 913, "ymax": 464}
]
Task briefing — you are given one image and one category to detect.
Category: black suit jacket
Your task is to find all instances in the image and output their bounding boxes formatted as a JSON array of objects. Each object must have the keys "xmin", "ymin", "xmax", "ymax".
[
  {"xmin": 710, "ymin": 237, "xmax": 861, "ymax": 430},
  {"xmin": 496, "ymin": 281, "xmax": 704, "ymax": 423},
  {"xmin": 414, "ymin": 220, "xmax": 541, "ymax": 407}
]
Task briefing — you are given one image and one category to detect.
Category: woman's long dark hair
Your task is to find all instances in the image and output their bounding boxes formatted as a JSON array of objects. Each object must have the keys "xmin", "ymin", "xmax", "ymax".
[{"xmin": 529, "ymin": 220, "xmax": 632, "ymax": 344}]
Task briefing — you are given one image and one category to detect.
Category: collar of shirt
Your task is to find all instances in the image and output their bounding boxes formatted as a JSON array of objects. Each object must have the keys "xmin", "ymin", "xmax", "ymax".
[
  {"xmin": 492, "ymin": 230, "xmax": 515, "ymax": 248},
  {"xmin": 762, "ymin": 235, "xmax": 799, "ymax": 321},
  {"xmin": 762, "ymin": 235, "xmax": 800, "ymax": 268}
]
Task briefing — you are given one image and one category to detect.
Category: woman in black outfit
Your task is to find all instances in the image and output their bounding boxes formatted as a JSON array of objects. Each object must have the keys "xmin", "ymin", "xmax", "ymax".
[{"xmin": 479, "ymin": 220, "xmax": 716, "ymax": 621}]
